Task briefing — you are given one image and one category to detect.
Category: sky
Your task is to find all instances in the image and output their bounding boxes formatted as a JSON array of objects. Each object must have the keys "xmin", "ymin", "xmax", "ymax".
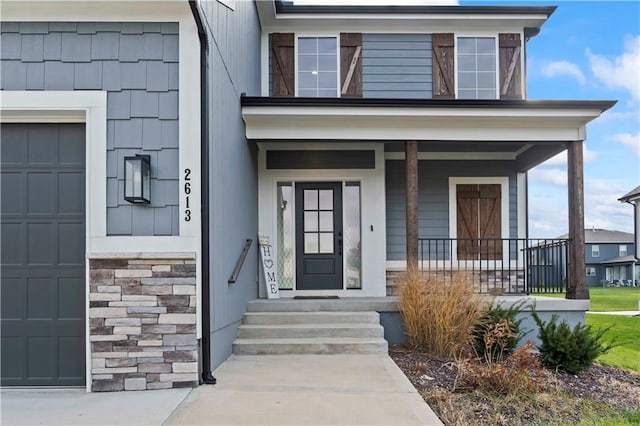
[
  {"xmin": 501, "ymin": 1, "xmax": 640, "ymax": 238},
  {"xmin": 293, "ymin": 0, "xmax": 639, "ymax": 237}
]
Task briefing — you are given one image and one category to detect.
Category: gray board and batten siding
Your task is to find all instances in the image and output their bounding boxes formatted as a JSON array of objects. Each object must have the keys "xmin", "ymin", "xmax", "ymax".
[
  {"xmin": 0, "ymin": 22, "xmax": 180, "ymax": 236},
  {"xmin": 269, "ymin": 33, "xmax": 433, "ymax": 99},
  {"xmin": 196, "ymin": 0, "xmax": 262, "ymax": 369},
  {"xmin": 385, "ymin": 160, "xmax": 519, "ymax": 261}
]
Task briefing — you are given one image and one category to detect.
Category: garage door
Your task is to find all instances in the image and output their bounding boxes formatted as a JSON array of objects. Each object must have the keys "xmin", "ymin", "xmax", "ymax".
[{"xmin": 1, "ymin": 123, "xmax": 86, "ymax": 386}]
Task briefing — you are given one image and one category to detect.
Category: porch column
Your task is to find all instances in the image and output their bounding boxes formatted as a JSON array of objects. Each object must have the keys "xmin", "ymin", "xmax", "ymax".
[
  {"xmin": 567, "ymin": 141, "xmax": 589, "ymax": 299},
  {"xmin": 406, "ymin": 140, "xmax": 419, "ymax": 272}
]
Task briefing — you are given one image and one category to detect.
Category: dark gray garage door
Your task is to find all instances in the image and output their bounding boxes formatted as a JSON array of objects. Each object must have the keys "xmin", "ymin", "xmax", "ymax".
[{"xmin": 1, "ymin": 123, "xmax": 86, "ymax": 386}]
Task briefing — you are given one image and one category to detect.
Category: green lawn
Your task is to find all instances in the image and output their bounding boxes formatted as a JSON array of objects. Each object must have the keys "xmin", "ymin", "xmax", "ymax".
[
  {"xmin": 532, "ymin": 287, "xmax": 640, "ymax": 311},
  {"xmin": 586, "ymin": 314, "xmax": 640, "ymax": 373}
]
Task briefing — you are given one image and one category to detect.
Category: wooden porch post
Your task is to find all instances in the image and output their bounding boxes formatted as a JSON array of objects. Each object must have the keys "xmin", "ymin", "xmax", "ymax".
[
  {"xmin": 567, "ymin": 141, "xmax": 589, "ymax": 299},
  {"xmin": 406, "ymin": 140, "xmax": 419, "ymax": 272}
]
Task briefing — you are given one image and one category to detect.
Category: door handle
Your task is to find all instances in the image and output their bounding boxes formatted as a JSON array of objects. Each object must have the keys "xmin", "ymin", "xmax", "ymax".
[{"xmin": 338, "ymin": 232, "xmax": 343, "ymax": 256}]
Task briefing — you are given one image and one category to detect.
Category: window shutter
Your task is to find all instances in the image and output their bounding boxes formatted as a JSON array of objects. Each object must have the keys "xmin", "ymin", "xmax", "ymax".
[
  {"xmin": 271, "ymin": 33, "xmax": 295, "ymax": 97},
  {"xmin": 340, "ymin": 33, "xmax": 362, "ymax": 97},
  {"xmin": 432, "ymin": 33, "xmax": 455, "ymax": 99},
  {"xmin": 499, "ymin": 33, "xmax": 522, "ymax": 99}
]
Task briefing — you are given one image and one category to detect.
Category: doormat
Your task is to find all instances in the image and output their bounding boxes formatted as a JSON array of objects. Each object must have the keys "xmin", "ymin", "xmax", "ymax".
[{"xmin": 293, "ymin": 296, "xmax": 340, "ymax": 299}]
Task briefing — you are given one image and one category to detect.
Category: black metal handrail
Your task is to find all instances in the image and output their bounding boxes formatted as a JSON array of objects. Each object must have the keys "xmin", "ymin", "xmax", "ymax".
[
  {"xmin": 228, "ymin": 239, "xmax": 253, "ymax": 284},
  {"xmin": 417, "ymin": 238, "xmax": 570, "ymax": 294}
]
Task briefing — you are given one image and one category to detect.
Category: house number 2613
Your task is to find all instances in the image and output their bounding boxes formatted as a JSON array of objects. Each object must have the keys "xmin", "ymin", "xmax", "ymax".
[{"xmin": 184, "ymin": 168, "xmax": 192, "ymax": 222}]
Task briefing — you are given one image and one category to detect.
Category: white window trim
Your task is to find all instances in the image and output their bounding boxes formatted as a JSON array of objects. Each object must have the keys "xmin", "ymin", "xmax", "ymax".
[
  {"xmin": 454, "ymin": 31, "xmax": 524, "ymax": 101},
  {"xmin": 586, "ymin": 267, "xmax": 596, "ymax": 277},
  {"xmin": 448, "ymin": 177, "xmax": 510, "ymax": 263},
  {"xmin": 294, "ymin": 33, "xmax": 341, "ymax": 98},
  {"xmin": 454, "ymin": 33, "xmax": 499, "ymax": 100},
  {"xmin": 619, "ymin": 244, "xmax": 628, "ymax": 257},
  {"xmin": 592, "ymin": 245, "xmax": 600, "ymax": 257}
]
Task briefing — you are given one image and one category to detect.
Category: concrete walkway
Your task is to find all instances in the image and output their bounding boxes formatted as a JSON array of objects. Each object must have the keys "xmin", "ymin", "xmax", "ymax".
[
  {"xmin": 0, "ymin": 387, "xmax": 190, "ymax": 425},
  {"xmin": 166, "ymin": 354, "xmax": 442, "ymax": 425},
  {"xmin": 587, "ymin": 310, "xmax": 640, "ymax": 316}
]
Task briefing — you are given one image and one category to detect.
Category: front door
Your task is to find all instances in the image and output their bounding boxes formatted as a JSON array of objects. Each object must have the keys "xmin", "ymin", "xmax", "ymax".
[{"xmin": 295, "ymin": 182, "xmax": 343, "ymax": 290}]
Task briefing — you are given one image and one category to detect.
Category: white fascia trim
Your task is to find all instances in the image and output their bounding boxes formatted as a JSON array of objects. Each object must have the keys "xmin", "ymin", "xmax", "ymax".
[
  {"xmin": 385, "ymin": 152, "xmax": 516, "ymax": 161},
  {"xmin": 261, "ymin": 33, "xmax": 269, "ymax": 97},
  {"xmin": 517, "ymin": 172, "xmax": 527, "ymax": 239},
  {"xmin": 259, "ymin": 11, "xmax": 548, "ymax": 34},
  {"xmin": 448, "ymin": 177, "xmax": 510, "ymax": 262}
]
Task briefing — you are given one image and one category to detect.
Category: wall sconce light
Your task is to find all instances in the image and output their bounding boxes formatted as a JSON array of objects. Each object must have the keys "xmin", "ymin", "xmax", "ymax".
[{"xmin": 124, "ymin": 154, "xmax": 151, "ymax": 204}]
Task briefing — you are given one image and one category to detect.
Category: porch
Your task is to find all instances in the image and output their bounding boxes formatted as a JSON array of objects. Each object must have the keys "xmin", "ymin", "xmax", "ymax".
[{"xmin": 242, "ymin": 97, "xmax": 615, "ymax": 300}]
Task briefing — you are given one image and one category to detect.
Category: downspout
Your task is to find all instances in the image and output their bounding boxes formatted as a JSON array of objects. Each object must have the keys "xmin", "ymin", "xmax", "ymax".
[{"xmin": 189, "ymin": 0, "xmax": 216, "ymax": 385}]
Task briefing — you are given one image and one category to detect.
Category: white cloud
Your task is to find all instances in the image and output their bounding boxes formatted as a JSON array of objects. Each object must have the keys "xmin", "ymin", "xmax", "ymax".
[
  {"xmin": 529, "ymin": 167, "xmax": 567, "ymax": 186},
  {"xmin": 584, "ymin": 179, "xmax": 635, "ymax": 233},
  {"xmin": 540, "ymin": 60, "xmax": 586, "ymax": 85},
  {"xmin": 587, "ymin": 35, "xmax": 640, "ymax": 101},
  {"xmin": 608, "ymin": 132, "xmax": 640, "ymax": 157},
  {"xmin": 541, "ymin": 144, "xmax": 597, "ymax": 166}
]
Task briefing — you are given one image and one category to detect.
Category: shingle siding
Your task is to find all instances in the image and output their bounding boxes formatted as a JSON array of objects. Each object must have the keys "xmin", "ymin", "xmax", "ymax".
[{"xmin": 1, "ymin": 22, "xmax": 179, "ymax": 236}]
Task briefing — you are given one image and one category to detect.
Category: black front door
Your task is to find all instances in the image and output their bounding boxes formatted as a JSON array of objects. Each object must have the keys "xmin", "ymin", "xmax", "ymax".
[{"xmin": 295, "ymin": 182, "xmax": 343, "ymax": 290}]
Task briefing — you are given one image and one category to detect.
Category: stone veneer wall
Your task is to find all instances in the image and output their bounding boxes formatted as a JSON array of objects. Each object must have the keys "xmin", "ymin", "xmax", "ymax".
[{"xmin": 89, "ymin": 256, "xmax": 198, "ymax": 391}]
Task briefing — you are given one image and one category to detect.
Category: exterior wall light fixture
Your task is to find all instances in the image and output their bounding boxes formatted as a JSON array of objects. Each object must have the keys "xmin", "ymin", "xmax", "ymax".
[{"xmin": 124, "ymin": 154, "xmax": 151, "ymax": 204}]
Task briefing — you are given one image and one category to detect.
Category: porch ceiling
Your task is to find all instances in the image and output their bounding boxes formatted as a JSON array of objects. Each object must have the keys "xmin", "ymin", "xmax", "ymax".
[{"xmin": 242, "ymin": 97, "xmax": 615, "ymax": 172}]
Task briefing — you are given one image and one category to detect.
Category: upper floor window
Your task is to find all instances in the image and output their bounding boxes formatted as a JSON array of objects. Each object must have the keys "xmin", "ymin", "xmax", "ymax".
[
  {"xmin": 297, "ymin": 36, "xmax": 339, "ymax": 97},
  {"xmin": 619, "ymin": 244, "xmax": 628, "ymax": 257},
  {"xmin": 591, "ymin": 245, "xmax": 600, "ymax": 257},
  {"xmin": 457, "ymin": 37, "xmax": 497, "ymax": 100}
]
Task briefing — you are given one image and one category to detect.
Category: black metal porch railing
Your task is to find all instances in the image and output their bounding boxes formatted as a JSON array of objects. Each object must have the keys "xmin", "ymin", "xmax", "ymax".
[{"xmin": 418, "ymin": 238, "xmax": 570, "ymax": 295}]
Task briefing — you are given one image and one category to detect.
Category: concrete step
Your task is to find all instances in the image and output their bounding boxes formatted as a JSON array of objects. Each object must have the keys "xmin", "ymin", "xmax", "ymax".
[
  {"xmin": 242, "ymin": 311, "xmax": 380, "ymax": 325},
  {"xmin": 237, "ymin": 323, "xmax": 384, "ymax": 339},
  {"xmin": 247, "ymin": 299, "xmax": 396, "ymax": 313},
  {"xmin": 232, "ymin": 337, "xmax": 389, "ymax": 355}
]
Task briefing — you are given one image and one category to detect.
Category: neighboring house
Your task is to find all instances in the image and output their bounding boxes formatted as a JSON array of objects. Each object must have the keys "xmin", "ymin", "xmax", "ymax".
[
  {"xmin": 0, "ymin": 0, "xmax": 614, "ymax": 392},
  {"xmin": 549, "ymin": 229, "xmax": 638, "ymax": 287},
  {"xmin": 619, "ymin": 185, "xmax": 640, "ymax": 260}
]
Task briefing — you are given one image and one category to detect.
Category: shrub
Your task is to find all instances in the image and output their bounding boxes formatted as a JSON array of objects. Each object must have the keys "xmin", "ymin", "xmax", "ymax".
[
  {"xmin": 456, "ymin": 341, "xmax": 542, "ymax": 396},
  {"xmin": 532, "ymin": 312, "xmax": 614, "ymax": 374},
  {"xmin": 473, "ymin": 301, "xmax": 526, "ymax": 363},
  {"xmin": 398, "ymin": 270, "xmax": 484, "ymax": 359}
]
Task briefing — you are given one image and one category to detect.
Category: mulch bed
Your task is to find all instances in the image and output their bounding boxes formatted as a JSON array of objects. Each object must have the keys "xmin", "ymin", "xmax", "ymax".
[{"xmin": 390, "ymin": 346, "xmax": 640, "ymax": 426}]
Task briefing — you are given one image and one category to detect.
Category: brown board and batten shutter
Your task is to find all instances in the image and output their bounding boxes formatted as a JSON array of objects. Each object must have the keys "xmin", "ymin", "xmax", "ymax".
[
  {"xmin": 272, "ymin": 33, "xmax": 295, "ymax": 97},
  {"xmin": 457, "ymin": 184, "xmax": 480, "ymax": 260},
  {"xmin": 498, "ymin": 34, "xmax": 522, "ymax": 99},
  {"xmin": 340, "ymin": 33, "xmax": 362, "ymax": 97},
  {"xmin": 456, "ymin": 184, "xmax": 502, "ymax": 260},
  {"xmin": 479, "ymin": 184, "xmax": 502, "ymax": 260},
  {"xmin": 432, "ymin": 33, "xmax": 455, "ymax": 99}
]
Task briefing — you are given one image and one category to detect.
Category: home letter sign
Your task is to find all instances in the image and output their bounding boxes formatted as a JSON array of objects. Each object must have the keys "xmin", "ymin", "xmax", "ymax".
[{"xmin": 258, "ymin": 234, "xmax": 280, "ymax": 299}]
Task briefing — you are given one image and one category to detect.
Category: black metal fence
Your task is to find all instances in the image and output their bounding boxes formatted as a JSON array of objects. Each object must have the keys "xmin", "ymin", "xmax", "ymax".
[{"xmin": 418, "ymin": 238, "xmax": 570, "ymax": 295}]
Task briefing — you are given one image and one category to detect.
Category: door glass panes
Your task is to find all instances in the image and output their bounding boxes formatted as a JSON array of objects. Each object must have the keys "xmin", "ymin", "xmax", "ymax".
[
  {"xmin": 457, "ymin": 37, "xmax": 496, "ymax": 100},
  {"xmin": 277, "ymin": 183, "xmax": 294, "ymax": 289},
  {"xmin": 303, "ymin": 188, "xmax": 334, "ymax": 254},
  {"xmin": 297, "ymin": 37, "xmax": 338, "ymax": 98},
  {"xmin": 344, "ymin": 182, "xmax": 361, "ymax": 289}
]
